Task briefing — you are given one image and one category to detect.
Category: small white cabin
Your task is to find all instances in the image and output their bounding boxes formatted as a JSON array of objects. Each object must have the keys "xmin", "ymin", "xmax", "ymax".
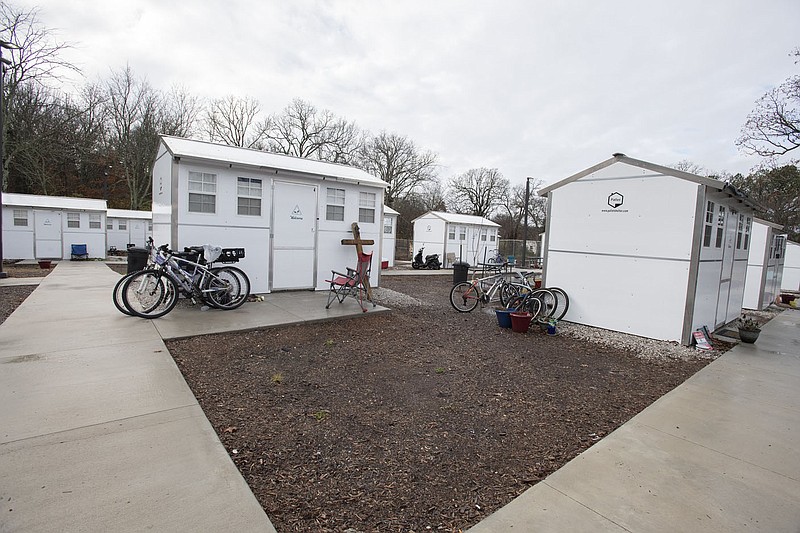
[
  {"xmin": 539, "ymin": 154, "xmax": 757, "ymax": 345},
  {"xmin": 782, "ymin": 241, "xmax": 800, "ymax": 292},
  {"xmin": 106, "ymin": 209, "xmax": 152, "ymax": 251},
  {"xmin": 743, "ymin": 219, "xmax": 786, "ymax": 310},
  {"xmin": 382, "ymin": 206, "xmax": 399, "ymax": 267},
  {"xmin": 1, "ymin": 193, "xmax": 107, "ymax": 260},
  {"xmin": 412, "ymin": 211, "xmax": 500, "ymax": 268},
  {"xmin": 151, "ymin": 135, "xmax": 387, "ymax": 294}
]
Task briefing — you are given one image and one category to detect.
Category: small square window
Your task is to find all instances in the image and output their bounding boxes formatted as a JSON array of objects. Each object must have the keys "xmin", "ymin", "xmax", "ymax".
[
  {"xmin": 89, "ymin": 214, "xmax": 101, "ymax": 229},
  {"xmin": 383, "ymin": 217, "xmax": 393, "ymax": 234},
  {"xmin": 107, "ymin": 220, "xmax": 113, "ymax": 230},
  {"xmin": 13, "ymin": 209, "xmax": 27, "ymax": 227},
  {"xmin": 238, "ymin": 197, "xmax": 262, "ymax": 216},
  {"xmin": 237, "ymin": 177, "xmax": 262, "ymax": 216},
  {"xmin": 188, "ymin": 172, "xmax": 217, "ymax": 214},
  {"xmin": 326, "ymin": 188, "xmax": 345, "ymax": 221},
  {"xmin": 67, "ymin": 212, "xmax": 80, "ymax": 228},
  {"xmin": 448, "ymin": 227, "xmax": 456, "ymax": 240},
  {"xmin": 119, "ymin": 220, "xmax": 127, "ymax": 231}
]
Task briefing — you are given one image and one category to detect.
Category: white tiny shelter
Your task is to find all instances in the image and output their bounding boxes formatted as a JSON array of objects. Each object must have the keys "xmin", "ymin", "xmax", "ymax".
[
  {"xmin": 2, "ymin": 193, "xmax": 107, "ymax": 260},
  {"xmin": 412, "ymin": 211, "xmax": 500, "ymax": 268},
  {"xmin": 107, "ymin": 209, "xmax": 152, "ymax": 250},
  {"xmin": 151, "ymin": 135, "xmax": 387, "ymax": 294},
  {"xmin": 540, "ymin": 154, "xmax": 757, "ymax": 345},
  {"xmin": 743, "ymin": 219, "xmax": 786, "ymax": 310},
  {"xmin": 781, "ymin": 240, "xmax": 800, "ymax": 292},
  {"xmin": 382, "ymin": 206, "xmax": 399, "ymax": 267}
]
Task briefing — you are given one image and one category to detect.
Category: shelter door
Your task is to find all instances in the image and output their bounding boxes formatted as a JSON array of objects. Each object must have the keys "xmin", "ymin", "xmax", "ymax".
[
  {"xmin": 34, "ymin": 210, "xmax": 62, "ymax": 259},
  {"xmin": 715, "ymin": 209, "xmax": 736, "ymax": 327},
  {"xmin": 271, "ymin": 181, "xmax": 317, "ymax": 290}
]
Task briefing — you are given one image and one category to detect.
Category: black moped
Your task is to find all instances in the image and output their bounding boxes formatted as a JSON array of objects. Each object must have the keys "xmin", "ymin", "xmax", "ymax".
[{"xmin": 412, "ymin": 247, "xmax": 441, "ymax": 270}]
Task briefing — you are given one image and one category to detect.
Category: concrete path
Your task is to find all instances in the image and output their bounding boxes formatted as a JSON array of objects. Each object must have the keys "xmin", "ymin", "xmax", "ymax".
[
  {"xmin": 469, "ymin": 308, "xmax": 800, "ymax": 532},
  {"xmin": 0, "ymin": 261, "xmax": 387, "ymax": 532}
]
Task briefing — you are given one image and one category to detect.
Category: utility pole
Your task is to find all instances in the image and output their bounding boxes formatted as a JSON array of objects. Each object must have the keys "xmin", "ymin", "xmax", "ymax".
[
  {"xmin": 522, "ymin": 177, "xmax": 532, "ymax": 268},
  {"xmin": 0, "ymin": 39, "xmax": 18, "ymax": 279}
]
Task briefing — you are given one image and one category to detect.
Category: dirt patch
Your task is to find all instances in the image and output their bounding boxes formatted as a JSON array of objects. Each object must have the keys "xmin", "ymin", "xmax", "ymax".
[{"xmin": 166, "ymin": 275, "xmax": 712, "ymax": 532}]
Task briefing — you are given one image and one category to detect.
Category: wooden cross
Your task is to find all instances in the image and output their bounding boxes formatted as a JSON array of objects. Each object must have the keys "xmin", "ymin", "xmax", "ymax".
[{"xmin": 341, "ymin": 222, "xmax": 374, "ymax": 299}]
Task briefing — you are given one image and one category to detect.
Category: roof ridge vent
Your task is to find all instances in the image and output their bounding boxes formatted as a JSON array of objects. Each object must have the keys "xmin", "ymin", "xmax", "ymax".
[{"xmin": 612, "ymin": 152, "xmax": 626, "ymax": 158}]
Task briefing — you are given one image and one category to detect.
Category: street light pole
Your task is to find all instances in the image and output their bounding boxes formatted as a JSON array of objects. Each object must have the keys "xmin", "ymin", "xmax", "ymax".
[
  {"xmin": 522, "ymin": 177, "xmax": 531, "ymax": 268},
  {"xmin": 0, "ymin": 39, "xmax": 16, "ymax": 279}
]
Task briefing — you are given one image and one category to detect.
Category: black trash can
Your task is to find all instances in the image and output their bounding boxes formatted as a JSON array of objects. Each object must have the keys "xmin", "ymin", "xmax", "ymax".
[
  {"xmin": 453, "ymin": 261, "xmax": 470, "ymax": 285},
  {"xmin": 127, "ymin": 247, "xmax": 149, "ymax": 273}
]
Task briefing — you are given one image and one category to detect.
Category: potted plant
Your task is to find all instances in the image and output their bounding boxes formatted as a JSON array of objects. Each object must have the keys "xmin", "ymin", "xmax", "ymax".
[{"xmin": 737, "ymin": 314, "xmax": 761, "ymax": 344}]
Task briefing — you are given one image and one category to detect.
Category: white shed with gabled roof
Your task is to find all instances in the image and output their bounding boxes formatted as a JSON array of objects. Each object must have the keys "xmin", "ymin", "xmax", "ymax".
[
  {"xmin": 743, "ymin": 218, "xmax": 786, "ymax": 310},
  {"xmin": 412, "ymin": 211, "xmax": 500, "ymax": 268},
  {"xmin": 106, "ymin": 208, "xmax": 152, "ymax": 251},
  {"xmin": 539, "ymin": 154, "xmax": 758, "ymax": 345},
  {"xmin": 1, "ymin": 192, "xmax": 107, "ymax": 260},
  {"xmin": 151, "ymin": 135, "xmax": 388, "ymax": 294},
  {"xmin": 382, "ymin": 205, "xmax": 399, "ymax": 267}
]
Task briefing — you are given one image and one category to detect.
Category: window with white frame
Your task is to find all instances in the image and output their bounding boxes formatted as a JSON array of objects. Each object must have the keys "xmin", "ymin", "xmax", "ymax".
[
  {"xmin": 459, "ymin": 226, "xmax": 466, "ymax": 241},
  {"xmin": 359, "ymin": 192, "xmax": 376, "ymax": 223},
  {"xmin": 89, "ymin": 213, "xmax": 101, "ymax": 229},
  {"xmin": 237, "ymin": 177, "xmax": 262, "ymax": 216},
  {"xmin": 148, "ymin": 221, "xmax": 152, "ymax": 231},
  {"xmin": 119, "ymin": 220, "xmax": 127, "ymax": 230},
  {"xmin": 744, "ymin": 216, "xmax": 751, "ymax": 250},
  {"xmin": 490, "ymin": 233, "xmax": 496, "ymax": 242},
  {"xmin": 702, "ymin": 201, "xmax": 715, "ymax": 247},
  {"xmin": 188, "ymin": 171, "xmax": 217, "ymax": 213},
  {"xmin": 736, "ymin": 214, "xmax": 744, "ymax": 249},
  {"xmin": 480, "ymin": 230, "xmax": 487, "ymax": 241},
  {"xmin": 107, "ymin": 219, "xmax": 113, "ymax": 230},
  {"xmin": 67, "ymin": 212, "xmax": 80, "ymax": 228},
  {"xmin": 383, "ymin": 217, "xmax": 393, "ymax": 234},
  {"xmin": 13, "ymin": 209, "xmax": 27, "ymax": 226},
  {"xmin": 448, "ymin": 226, "xmax": 456, "ymax": 240},
  {"xmin": 326, "ymin": 187, "xmax": 345, "ymax": 221},
  {"xmin": 715, "ymin": 205, "xmax": 725, "ymax": 248}
]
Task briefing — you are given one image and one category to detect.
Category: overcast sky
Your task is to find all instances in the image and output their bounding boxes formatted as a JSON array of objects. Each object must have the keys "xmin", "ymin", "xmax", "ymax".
[{"xmin": 15, "ymin": 0, "xmax": 800, "ymax": 188}]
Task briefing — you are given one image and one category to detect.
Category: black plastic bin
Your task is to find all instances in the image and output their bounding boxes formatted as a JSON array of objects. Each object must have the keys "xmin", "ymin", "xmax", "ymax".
[
  {"xmin": 452, "ymin": 260, "xmax": 470, "ymax": 285},
  {"xmin": 127, "ymin": 247, "xmax": 149, "ymax": 273}
]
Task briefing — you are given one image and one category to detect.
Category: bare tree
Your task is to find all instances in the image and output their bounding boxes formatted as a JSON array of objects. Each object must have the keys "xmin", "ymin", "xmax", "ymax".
[
  {"xmin": 102, "ymin": 65, "xmax": 163, "ymax": 209},
  {"xmin": 446, "ymin": 167, "xmax": 509, "ymax": 218},
  {"xmin": 162, "ymin": 84, "xmax": 202, "ymax": 138},
  {"xmin": 265, "ymin": 98, "xmax": 364, "ymax": 163},
  {"xmin": 737, "ymin": 48, "xmax": 800, "ymax": 158},
  {"xmin": 494, "ymin": 179, "xmax": 547, "ymax": 239},
  {"xmin": 202, "ymin": 95, "xmax": 265, "ymax": 148},
  {"xmin": 359, "ymin": 131, "xmax": 438, "ymax": 206},
  {"xmin": 1, "ymin": 3, "xmax": 79, "ymax": 190}
]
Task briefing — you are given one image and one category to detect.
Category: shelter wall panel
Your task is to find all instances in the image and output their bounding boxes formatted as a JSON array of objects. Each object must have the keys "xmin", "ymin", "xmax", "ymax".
[
  {"xmin": 546, "ymin": 251, "xmax": 688, "ymax": 341},
  {"xmin": 179, "ymin": 225, "xmax": 268, "ymax": 294},
  {"xmin": 548, "ymin": 175, "xmax": 697, "ymax": 259},
  {"xmin": 62, "ymin": 232, "xmax": 105, "ymax": 260},
  {"xmin": 2, "ymin": 207, "xmax": 34, "ymax": 259},
  {"xmin": 727, "ymin": 258, "xmax": 748, "ymax": 318},
  {"xmin": 782, "ymin": 242, "xmax": 800, "ymax": 291},
  {"xmin": 743, "ymin": 265, "xmax": 763, "ymax": 310}
]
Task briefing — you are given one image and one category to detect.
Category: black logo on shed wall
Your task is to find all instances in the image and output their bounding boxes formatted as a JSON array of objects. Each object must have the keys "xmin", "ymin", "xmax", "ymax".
[{"xmin": 607, "ymin": 192, "xmax": 624, "ymax": 209}]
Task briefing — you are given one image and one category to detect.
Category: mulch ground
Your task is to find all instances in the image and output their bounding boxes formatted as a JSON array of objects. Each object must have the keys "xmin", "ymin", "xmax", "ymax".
[{"xmin": 166, "ymin": 275, "xmax": 711, "ymax": 532}]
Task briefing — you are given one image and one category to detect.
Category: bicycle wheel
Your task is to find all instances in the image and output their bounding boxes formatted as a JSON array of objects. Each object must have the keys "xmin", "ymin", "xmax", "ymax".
[
  {"xmin": 450, "ymin": 281, "xmax": 480, "ymax": 312},
  {"xmin": 530, "ymin": 288, "xmax": 557, "ymax": 318},
  {"xmin": 506, "ymin": 294, "xmax": 543, "ymax": 319},
  {"xmin": 500, "ymin": 282, "xmax": 529, "ymax": 307},
  {"xmin": 548, "ymin": 286, "xmax": 570, "ymax": 321},
  {"xmin": 113, "ymin": 272, "xmax": 136, "ymax": 316},
  {"xmin": 205, "ymin": 266, "xmax": 250, "ymax": 310},
  {"xmin": 121, "ymin": 269, "xmax": 179, "ymax": 319}
]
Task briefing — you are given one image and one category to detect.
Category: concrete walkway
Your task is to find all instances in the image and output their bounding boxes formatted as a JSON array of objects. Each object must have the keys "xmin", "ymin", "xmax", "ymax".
[
  {"xmin": 0, "ymin": 261, "xmax": 387, "ymax": 532},
  {"xmin": 470, "ymin": 308, "xmax": 800, "ymax": 532}
]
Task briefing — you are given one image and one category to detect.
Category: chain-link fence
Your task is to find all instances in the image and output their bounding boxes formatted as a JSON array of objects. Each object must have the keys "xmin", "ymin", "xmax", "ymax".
[{"xmin": 497, "ymin": 240, "xmax": 542, "ymax": 267}]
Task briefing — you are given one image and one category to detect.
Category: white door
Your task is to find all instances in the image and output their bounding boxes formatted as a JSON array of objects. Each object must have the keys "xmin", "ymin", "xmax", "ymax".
[
  {"xmin": 34, "ymin": 210, "xmax": 62, "ymax": 259},
  {"xmin": 715, "ymin": 207, "xmax": 736, "ymax": 327},
  {"xmin": 271, "ymin": 181, "xmax": 317, "ymax": 290}
]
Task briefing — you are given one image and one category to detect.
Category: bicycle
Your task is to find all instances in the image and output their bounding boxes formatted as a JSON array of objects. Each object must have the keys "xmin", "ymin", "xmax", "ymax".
[
  {"xmin": 506, "ymin": 270, "xmax": 570, "ymax": 322},
  {"xmin": 119, "ymin": 243, "xmax": 250, "ymax": 319},
  {"xmin": 449, "ymin": 271, "xmax": 525, "ymax": 312}
]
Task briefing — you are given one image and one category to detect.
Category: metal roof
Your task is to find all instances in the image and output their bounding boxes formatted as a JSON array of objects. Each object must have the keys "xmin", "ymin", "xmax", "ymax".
[
  {"xmin": 384, "ymin": 205, "xmax": 400, "ymax": 216},
  {"xmin": 107, "ymin": 209, "xmax": 152, "ymax": 220},
  {"xmin": 412, "ymin": 210, "xmax": 500, "ymax": 227},
  {"xmin": 2, "ymin": 192, "xmax": 107, "ymax": 211},
  {"xmin": 539, "ymin": 154, "xmax": 758, "ymax": 209},
  {"xmin": 160, "ymin": 135, "xmax": 387, "ymax": 188}
]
